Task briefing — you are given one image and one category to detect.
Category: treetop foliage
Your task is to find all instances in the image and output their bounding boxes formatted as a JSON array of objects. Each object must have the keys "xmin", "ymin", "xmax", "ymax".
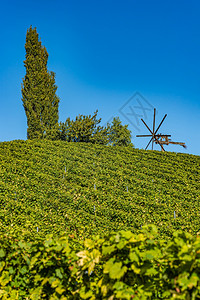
[
  {"xmin": 59, "ymin": 110, "xmax": 133, "ymax": 147},
  {"xmin": 107, "ymin": 116, "xmax": 132, "ymax": 146}
]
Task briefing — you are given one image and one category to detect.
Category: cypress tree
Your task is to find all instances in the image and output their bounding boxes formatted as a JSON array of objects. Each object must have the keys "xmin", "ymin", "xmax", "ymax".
[{"xmin": 21, "ymin": 26, "xmax": 59, "ymax": 139}]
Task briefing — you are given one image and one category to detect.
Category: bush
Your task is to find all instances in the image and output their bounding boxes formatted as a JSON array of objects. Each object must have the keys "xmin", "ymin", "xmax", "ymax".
[{"xmin": 1, "ymin": 226, "xmax": 200, "ymax": 299}]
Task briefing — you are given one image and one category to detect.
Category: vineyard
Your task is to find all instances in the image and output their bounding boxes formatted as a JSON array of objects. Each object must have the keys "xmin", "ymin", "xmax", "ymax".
[
  {"xmin": 0, "ymin": 140, "xmax": 199, "ymax": 239},
  {"xmin": 0, "ymin": 140, "xmax": 200, "ymax": 298}
]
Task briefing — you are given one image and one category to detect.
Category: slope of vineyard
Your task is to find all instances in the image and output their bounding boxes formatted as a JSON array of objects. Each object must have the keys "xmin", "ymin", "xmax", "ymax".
[{"xmin": 0, "ymin": 139, "xmax": 199, "ymax": 239}]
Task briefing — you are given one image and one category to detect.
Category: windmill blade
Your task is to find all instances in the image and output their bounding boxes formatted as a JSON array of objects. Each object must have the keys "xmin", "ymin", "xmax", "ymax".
[
  {"xmin": 152, "ymin": 108, "xmax": 156, "ymax": 134},
  {"xmin": 139, "ymin": 134, "xmax": 171, "ymax": 138},
  {"xmin": 152, "ymin": 108, "xmax": 156, "ymax": 150},
  {"xmin": 154, "ymin": 136, "xmax": 165, "ymax": 151},
  {"xmin": 136, "ymin": 134, "xmax": 153, "ymax": 137},
  {"xmin": 152, "ymin": 139, "xmax": 154, "ymax": 150},
  {"xmin": 155, "ymin": 114, "xmax": 167, "ymax": 135},
  {"xmin": 141, "ymin": 119, "xmax": 153, "ymax": 134},
  {"xmin": 145, "ymin": 137, "xmax": 153, "ymax": 150}
]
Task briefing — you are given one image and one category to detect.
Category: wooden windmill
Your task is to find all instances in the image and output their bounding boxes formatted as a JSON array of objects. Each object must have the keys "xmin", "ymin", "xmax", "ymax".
[{"xmin": 136, "ymin": 108, "xmax": 186, "ymax": 151}]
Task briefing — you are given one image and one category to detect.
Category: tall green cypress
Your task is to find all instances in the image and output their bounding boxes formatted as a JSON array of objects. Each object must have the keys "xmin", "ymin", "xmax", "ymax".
[{"xmin": 21, "ymin": 26, "xmax": 59, "ymax": 139}]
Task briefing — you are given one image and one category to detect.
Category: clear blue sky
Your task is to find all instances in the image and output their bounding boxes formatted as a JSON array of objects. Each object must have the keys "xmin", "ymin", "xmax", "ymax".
[{"xmin": 1, "ymin": 0, "xmax": 200, "ymax": 155}]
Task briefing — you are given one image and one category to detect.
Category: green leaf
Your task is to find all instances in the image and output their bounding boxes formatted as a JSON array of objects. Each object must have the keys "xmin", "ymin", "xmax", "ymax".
[
  {"xmin": 131, "ymin": 264, "xmax": 141, "ymax": 274},
  {"xmin": 103, "ymin": 258, "xmax": 115, "ymax": 274},
  {"xmin": 0, "ymin": 249, "xmax": 5, "ymax": 258},
  {"xmin": 102, "ymin": 245, "xmax": 116, "ymax": 255},
  {"xmin": 120, "ymin": 231, "xmax": 133, "ymax": 240},
  {"xmin": 187, "ymin": 273, "xmax": 199, "ymax": 289},
  {"xmin": 55, "ymin": 286, "xmax": 65, "ymax": 294},
  {"xmin": 113, "ymin": 281, "xmax": 124, "ymax": 290},
  {"xmin": 55, "ymin": 268, "xmax": 63, "ymax": 279},
  {"xmin": 20, "ymin": 266, "xmax": 28, "ymax": 275},
  {"xmin": 129, "ymin": 251, "xmax": 139, "ymax": 263},
  {"xmin": 145, "ymin": 267, "xmax": 158, "ymax": 276},
  {"xmin": 109, "ymin": 262, "xmax": 127, "ymax": 279},
  {"xmin": 116, "ymin": 240, "xmax": 127, "ymax": 250},
  {"xmin": 84, "ymin": 239, "xmax": 95, "ymax": 248}
]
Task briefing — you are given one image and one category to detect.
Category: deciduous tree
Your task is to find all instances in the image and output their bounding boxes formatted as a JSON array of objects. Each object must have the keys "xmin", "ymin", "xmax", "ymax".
[
  {"xmin": 59, "ymin": 110, "xmax": 108, "ymax": 144},
  {"xmin": 108, "ymin": 117, "xmax": 133, "ymax": 146}
]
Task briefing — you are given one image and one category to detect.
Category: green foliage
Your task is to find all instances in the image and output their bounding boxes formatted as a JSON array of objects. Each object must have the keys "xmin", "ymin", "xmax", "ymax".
[
  {"xmin": 21, "ymin": 26, "xmax": 59, "ymax": 140},
  {"xmin": 59, "ymin": 110, "xmax": 108, "ymax": 144},
  {"xmin": 59, "ymin": 112, "xmax": 133, "ymax": 146},
  {"xmin": 107, "ymin": 117, "xmax": 133, "ymax": 147},
  {"xmin": 76, "ymin": 226, "xmax": 200, "ymax": 299},
  {"xmin": 1, "ymin": 226, "xmax": 200, "ymax": 299},
  {"xmin": 0, "ymin": 140, "xmax": 199, "ymax": 240},
  {"xmin": 0, "ymin": 233, "xmax": 79, "ymax": 299},
  {"xmin": 0, "ymin": 140, "xmax": 200, "ymax": 297}
]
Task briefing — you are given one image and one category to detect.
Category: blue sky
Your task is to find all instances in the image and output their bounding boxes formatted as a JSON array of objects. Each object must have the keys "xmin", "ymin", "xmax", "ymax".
[{"xmin": 0, "ymin": 0, "xmax": 200, "ymax": 155}]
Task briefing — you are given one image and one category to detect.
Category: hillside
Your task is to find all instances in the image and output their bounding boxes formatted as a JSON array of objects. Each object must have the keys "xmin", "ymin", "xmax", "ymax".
[{"xmin": 0, "ymin": 140, "xmax": 199, "ymax": 239}]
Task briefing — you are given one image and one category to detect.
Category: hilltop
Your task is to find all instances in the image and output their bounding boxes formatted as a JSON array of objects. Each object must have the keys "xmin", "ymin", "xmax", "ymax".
[{"xmin": 0, "ymin": 140, "xmax": 199, "ymax": 239}]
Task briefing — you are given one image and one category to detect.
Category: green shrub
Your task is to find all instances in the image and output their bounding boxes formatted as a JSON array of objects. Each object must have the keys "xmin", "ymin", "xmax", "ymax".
[{"xmin": 1, "ymin": 226, "xmax": 200, "ymax": 299}]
